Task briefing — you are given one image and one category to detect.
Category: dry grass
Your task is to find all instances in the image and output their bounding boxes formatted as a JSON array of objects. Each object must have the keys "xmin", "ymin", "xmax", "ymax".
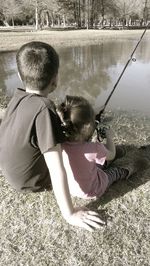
[{"xmin": 0, "ymin": 110, "xmax": 150, "ymax": 266}]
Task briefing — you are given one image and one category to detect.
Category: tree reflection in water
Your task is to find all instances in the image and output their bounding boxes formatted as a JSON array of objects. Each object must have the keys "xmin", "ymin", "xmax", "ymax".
[{"xmin": 0, "ymin": 38, "xmax": 150, "ymax": 114}]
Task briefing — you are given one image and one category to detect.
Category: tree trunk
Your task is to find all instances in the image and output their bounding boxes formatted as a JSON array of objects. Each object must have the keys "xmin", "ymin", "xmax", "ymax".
[
  {"xmin": 143, "ymin": 0, "xmax": 148, "ymax": 24},
  {"xmin": 109, "ymin": 18, "xmax": 112, "ymax": 28},
  {"xmin": 82, "ymin": 0, "xmax": 86, "ymax": 27},
  {"xmin": 86, "ymin": 0, "xmax": 90, "ymax": 29},
  {"xmin": 122, "ymin": 18, "xmax": 126, "ymax": 28},
  {"xmin": 90, "ymin": 0, "xmax": 94, "ymax": 28},
  {"xmin": 11, "ymin": 16, "xmax": 14, "ymax": 27},
  {"xmin": 57, "ymin": 16, "xmax": 60, "ymax": 27},
  {"xmin": 73, "ymin": 2, "xmax": 77, "ymax": 27},
  {"xmin": 101, "ymin": 0, "xmax": 105, "ymax": 26},
  {"xmin": 51, "ymin": 12, "xmax": 54, "ymax": 27},
  {"xmin": 35, "ymin": 0, "xmax": 39, "ymax": 30},
  {"xmin": 62, "ymin": 14, "xmax": 66, "ymax": 27},
  {"xmin": 78, "ymin": 0, "xmax": 81, "ymax": 28},
  {"xmin": 45, "ymin": 11, "xmax": 50, "ymax": 27}
]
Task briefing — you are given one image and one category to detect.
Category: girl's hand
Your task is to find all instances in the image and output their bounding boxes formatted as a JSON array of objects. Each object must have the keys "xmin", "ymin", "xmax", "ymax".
[
  {"xmin": 66, "ymin": 207, "xmax": 106, "ymax": 231},
  {"xmin": 105, "ymin": 128, "xmax": 115, "ymax": 138}
]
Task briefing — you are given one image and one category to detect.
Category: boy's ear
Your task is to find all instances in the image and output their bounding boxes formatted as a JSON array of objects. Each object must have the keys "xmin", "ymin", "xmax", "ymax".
[
  {"xmin": 49, "ymin": 74, "xmax": 58, "ymax": 90},
  {"xmin": 52, "ymin": 74, "xmax": 58, "ymax": 86},
  {"xmin": 47, "ymin": 74, "xmax": 58, "ymax": 93}
]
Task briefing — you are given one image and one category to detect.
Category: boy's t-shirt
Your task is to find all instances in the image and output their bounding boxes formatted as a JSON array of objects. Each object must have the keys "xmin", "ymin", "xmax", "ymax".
[
  {"xmin": 0, "ymin": 88, "xmax": 64, "ymax": 192},
  {"xmin": 62, "ymin": 141, "xmax": 109, "ymax": 199}
]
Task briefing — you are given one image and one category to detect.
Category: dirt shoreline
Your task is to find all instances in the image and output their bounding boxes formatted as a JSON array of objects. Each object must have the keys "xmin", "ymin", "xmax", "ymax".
[{"xmin": 0, "ymin": 29, "xmax": 150, "ymax": 52}]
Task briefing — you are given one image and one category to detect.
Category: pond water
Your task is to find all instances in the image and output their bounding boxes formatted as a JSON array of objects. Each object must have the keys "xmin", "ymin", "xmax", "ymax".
[{"xmin": 0, "ymin": 36, "xmax": 150, "ymax": 116}]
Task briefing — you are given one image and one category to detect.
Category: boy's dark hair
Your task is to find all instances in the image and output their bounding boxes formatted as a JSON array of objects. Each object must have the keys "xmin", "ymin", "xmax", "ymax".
[
  {"xmin": 16, "ymin": 41, "xmax": 59, "ymax": 91},
  {"xmin": 57, "ymin": 95, "xmax": 95, "ymax": 141}
]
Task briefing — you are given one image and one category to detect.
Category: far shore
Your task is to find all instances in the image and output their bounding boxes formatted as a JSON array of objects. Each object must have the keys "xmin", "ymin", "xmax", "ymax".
[{"xmin": 0, "ymin": 29, "xmax": 150, "ymax": 52}]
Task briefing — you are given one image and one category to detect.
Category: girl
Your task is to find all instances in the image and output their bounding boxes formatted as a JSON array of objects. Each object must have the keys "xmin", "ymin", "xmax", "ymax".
[{"xmin": 57, "ymin": 95, "xmax": 146, "ymax": 199}]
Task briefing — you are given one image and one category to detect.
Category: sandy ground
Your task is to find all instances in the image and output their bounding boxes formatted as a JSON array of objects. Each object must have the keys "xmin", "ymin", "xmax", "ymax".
[{"xmin": 0, "ymin": 29, "xmax": 150, "ymax": 52}]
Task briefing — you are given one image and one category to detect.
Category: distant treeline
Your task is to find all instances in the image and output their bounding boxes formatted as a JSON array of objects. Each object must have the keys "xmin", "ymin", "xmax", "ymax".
[{"xmin": 0, "ymin": 0, "xmax": 150, "ymax": 30}]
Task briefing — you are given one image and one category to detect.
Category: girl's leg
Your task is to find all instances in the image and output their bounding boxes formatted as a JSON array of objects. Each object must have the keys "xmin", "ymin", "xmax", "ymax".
[
  {"xmin": 104, "ymin": 167, "xmax": 129, "ymax": 187},
  {"xmin": 104, "ymin": 145, "xmax": 127, "ymax": 167},
  {"xmin": 106, "ymin": 158, "xmax": 149, "ymax": 187}
]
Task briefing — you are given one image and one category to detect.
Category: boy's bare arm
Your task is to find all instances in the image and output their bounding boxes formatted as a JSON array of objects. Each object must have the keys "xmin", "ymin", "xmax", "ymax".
[{"xmin": 44, "ymin": 144, "xmax": 105, "ymax": 231}]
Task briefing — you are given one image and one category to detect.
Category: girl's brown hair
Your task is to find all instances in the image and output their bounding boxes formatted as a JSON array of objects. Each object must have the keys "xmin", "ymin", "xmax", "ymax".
[{"xmin": 57, "ymin": 95, "xmax": 95, "ymax": 141}]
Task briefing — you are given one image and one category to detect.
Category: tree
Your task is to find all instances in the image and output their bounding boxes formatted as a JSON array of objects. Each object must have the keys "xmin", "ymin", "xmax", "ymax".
[
  {"xmin": 57, "ymin": 0, "xmax": 81, "ymax": 27},
  {"xmin": 142, "ymin": 0, "xmax": 150, "ymax": 23},
  {"xmin": 21, "ymin": 0, "xmax": 50, "ymax": 29},
  {"xmin": 0, "ymin": 0, "xmax": 148, "ymax": 28},
  {"xmin": 113, "ymin": 0, "xmax": 142, "ymax": 27},
  {"xmin": 42, "ymin": 0, "xmax": 62, "ymax": 27},
  {"xmin": 0, "ymin": 0, "xmax": 23, "ymax": 26}
]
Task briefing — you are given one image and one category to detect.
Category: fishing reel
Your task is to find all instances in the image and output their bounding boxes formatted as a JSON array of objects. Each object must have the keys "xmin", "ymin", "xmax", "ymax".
[{"xmin": 95, "ymin": 120, "xmax": 110, "ymax": 141}]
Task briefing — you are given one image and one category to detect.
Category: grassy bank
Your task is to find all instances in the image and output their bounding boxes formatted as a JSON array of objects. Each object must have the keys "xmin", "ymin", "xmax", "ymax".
[
  {"xmin": 0, "ymin": 29, "xmax": 150, "ymax": 51},
  {"xmin": 0, "ymin": 110, "xmax": 150, "ymax": 266}
]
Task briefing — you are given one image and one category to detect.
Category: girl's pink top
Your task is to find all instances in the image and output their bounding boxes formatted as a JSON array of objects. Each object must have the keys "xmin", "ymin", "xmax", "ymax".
[{"xmin": 62, "ymin": 141, "xmax": 109, "ymax": 199}]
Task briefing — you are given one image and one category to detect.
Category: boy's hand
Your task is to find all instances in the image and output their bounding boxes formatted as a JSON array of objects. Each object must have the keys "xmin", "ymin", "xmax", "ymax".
[{"xmin": 66, "ymin": 207, "xmax": 106, "ymax": 231}]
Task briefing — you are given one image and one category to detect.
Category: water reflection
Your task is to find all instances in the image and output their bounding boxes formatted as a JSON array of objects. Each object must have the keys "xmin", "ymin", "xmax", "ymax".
[
  {"xmin": 0, "ymin": 37, "xmax": 150, "ymax": 115},
  {"xmin": 57, "ymin": 44, "xmax": 112, "ymax": 100},
  {"xmin": 0, "ymin": 52, "xmax": 22, "ymax": 97}
]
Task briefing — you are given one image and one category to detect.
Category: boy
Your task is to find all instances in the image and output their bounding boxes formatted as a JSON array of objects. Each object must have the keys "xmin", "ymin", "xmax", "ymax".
[{"xmin": 0, "ymin": 41, "xmax": 105, "ymax": 231}]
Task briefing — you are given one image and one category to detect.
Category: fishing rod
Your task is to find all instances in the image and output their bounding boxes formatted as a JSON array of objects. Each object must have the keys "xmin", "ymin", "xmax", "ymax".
[{"xmin": 96, "ymin": 22, "xmax": 150, "ymax": 122}]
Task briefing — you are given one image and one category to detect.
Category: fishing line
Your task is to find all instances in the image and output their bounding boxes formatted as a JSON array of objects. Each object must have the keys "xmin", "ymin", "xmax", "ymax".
[{"xmin": 96, "ymin": 22, "xmax": 150, "ymax": 122}]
